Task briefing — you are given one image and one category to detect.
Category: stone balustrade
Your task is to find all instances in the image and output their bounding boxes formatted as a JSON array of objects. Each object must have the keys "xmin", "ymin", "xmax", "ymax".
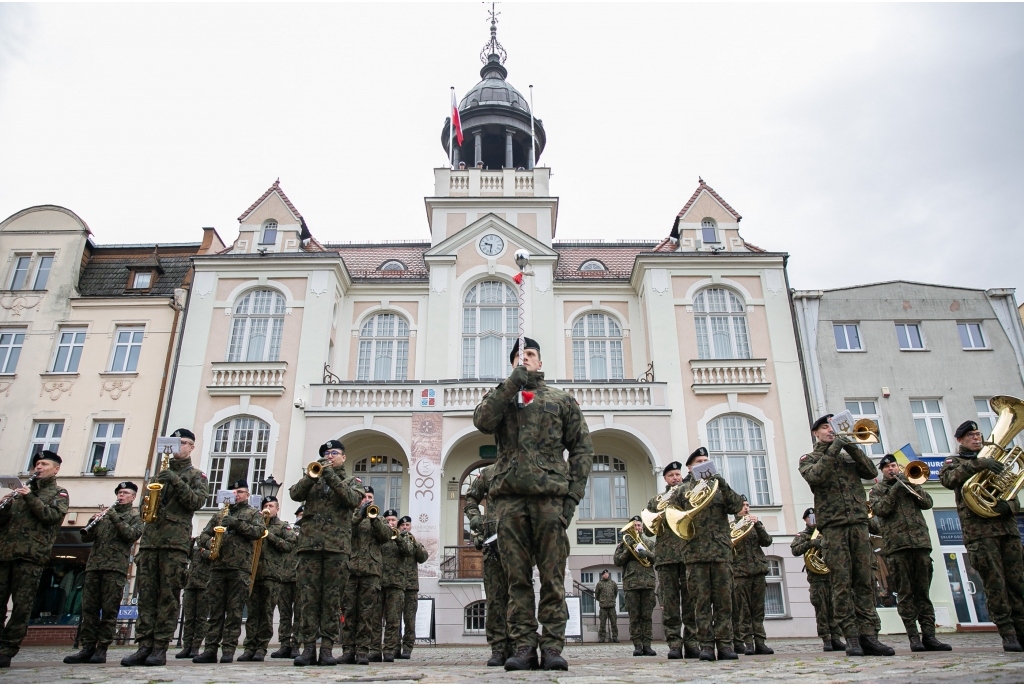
[
  {"xmin": 689, "ymin": 358, "xmax": 770, "ymax": 394},
  {"xmin": 208, "ymin": 361, "xmax": 287, "ymax": 396}
]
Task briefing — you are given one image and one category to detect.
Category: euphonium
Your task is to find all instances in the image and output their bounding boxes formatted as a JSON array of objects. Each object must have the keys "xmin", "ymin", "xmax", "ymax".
[
  {"xmin": 620, "ymin": 521, "xmax": 652, "ymax": 567},
  {"xmin": 730, "ymin": 515, "xmax": 756, "ymax": 545},
  {"xmin": 141, "ymin": 453, "xmax": 171, "ymax": 523},
  {"xmin": 963, "ymin": 395, "xmax": 1024, "ymax": 518},
  {"xmin": 664, "ymin": 474, "xmax": 719, "ymax": 540},
  {"xmin": 209, "ymin": 500, "xmax": 230, "ymax": 561},
  {"xmin": 804, "ymin": 529, "xmax": 830, "ymax": 575}
]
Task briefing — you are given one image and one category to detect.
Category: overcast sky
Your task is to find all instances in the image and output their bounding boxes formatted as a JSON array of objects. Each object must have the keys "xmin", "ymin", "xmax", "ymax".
[{"xmin": 1, "ymin": 2, "xmax": 1022, "ymax": 294}]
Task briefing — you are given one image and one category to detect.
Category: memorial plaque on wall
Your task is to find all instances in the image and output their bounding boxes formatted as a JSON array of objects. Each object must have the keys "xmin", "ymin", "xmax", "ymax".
[
  {"xmin": 594, "ymin": 527, "xmax": 617, "ymax": 545},
  {"xmin": 576, "ymin": 528, "xmax": 594, "ymax": 544}
]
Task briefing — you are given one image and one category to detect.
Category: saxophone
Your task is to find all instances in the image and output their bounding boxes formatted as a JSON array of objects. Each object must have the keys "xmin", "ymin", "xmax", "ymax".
[
  {"xmin": 141, "ymin": 452, "xmax": 171, "ymax": 523},
  {"xmin": 962, "ymin": 395, "xmax": 1024, "ymax": 518},
  {"xmin": 209, "ymin": 500, "xmax": 230, "ymax": 560},
  {"xmin": 804, "ymin": 529, "xmax": 830, "ymax": 575}
]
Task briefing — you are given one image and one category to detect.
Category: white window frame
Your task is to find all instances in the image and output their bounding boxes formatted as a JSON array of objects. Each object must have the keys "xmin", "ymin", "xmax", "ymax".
[
  {"xmin": 579, "ymin": 455, "xmax": 628, "ymax": 520},
  {"xmin": 571, "ymin": 313, "xmax": 624, "ymax": 380},
  {"xmin": 765, "ymin": 558, "xmax": 788, "ymax": 618},
  {"xmin": 89, "ymin": 421, "xmax": 124, "ymax": 472},
  {"xmin": 26, "ymin": 421, "xmax": 64, "ymax": 469},
  {"xmin": 0, "ymin": 328, "xmax": 26, "ymax": 374},
  {"xmin": 206, "ymin": 417, "xmax": 270, "ymax": 507},
  {"xmin": 975, "ymin": 398, "xmax": 1024, "ymax": 449},
  {"xmin": 353, "ymin": 455, "xmax": 405, "ymax": 515},
  {"xmin": 693, "ymin": 288, "xmax": 751, "ymax": 360},
  {"xmin": 580, "ymin": 568, "xmax": 627, "ymax": 614},
  {"xmin": 461, "ymin": 281, "xmax": 518, "ymax": 379},
  {"xmin": 108, "ymin": 326, "xmax": 144, "ymax": 373},
  {"xmin": 132, "ymin": 271, "xmax": 152, "ymax": 289},
  {"xmin": 380, "ymin": 260, "xmax": 406, "ymax": 272},
  {"xmin": 356, "ymin": 313, "xmax": 410, "ymax": 381},
  {"xmin": 896, "ymin": 323, "xmax": 925, "ymax": 350},
  {"xmin": 910, "ymin": 399, "xmax": 951, "ymax": 457},
  {"xmin": 844, "ymin": 399, "xmax": 886, "ymax": 456},
  {"xmin": 958, "ymin": 322, "xmax": 987, "ymax": 350},
  {"xmin": 32, "ymin": 255, "xmax": 53, "ymax": 290},
  {"xmin": 579, "ymin": 260, "xmax": 607, "ymax": 272},
  {"xmin": 8, "ymin": 255, "xmax": 32, "ymax": 290},
  {"xmin": 701, "ymin": 218, "xmax": 719, "ymax": 244},
  {"xmin": 259, "ymin": 220, "xmax": 278, "ymax": 245},
  {"xmin": 464, "ymin": 600, "xmax": 487, "ymax": 635},
  {"xmin": 833, "ymin": 323, "xmax": 863, "ymax": 351},
  {"xmin": 707, "ymin": 415, "xmax": 772, "ymax": 505},
  {"xmin": 51, "ymin": 327, "xmax": 87, "ymax": 373},
  {"xmin": 227, "ymin": 289, "xmax": 286, "ymax": 362}
]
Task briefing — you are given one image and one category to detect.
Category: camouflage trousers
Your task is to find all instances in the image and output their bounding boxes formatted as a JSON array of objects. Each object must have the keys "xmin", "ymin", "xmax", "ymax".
[
  {"xmin": 381, "ymin": 586, "xmax": 404, "ymax": 654},
  {"xmin": 202, "ymin": 569, "xmax": 250, "ymax": 651},
  {"xmin": 966, "ymin": 534, "xmax": 1024, "ymax": 637},
  {"xmin": 821, "ymin": 523, "xmax": 877, "ymax": 638},
  {"xmin": 78, "ymin": 570, "xmax": 127, "ymax": 648},
  {"xmin": 886, "ymin": 548, "xmax": 937, "ymax": 637},
  {"xmin": 243, "ymin": 578, "xmax": 279, "ymax": 653},
  {"xmin": 342, "ymin": 573, "xmax": 381, "ymax": 655},
  {"xmin": 134, "ymin": 548, "xmax": 188, "ymax": 647},
  {"xmin": 181, "ymin": 587, "xmax": 209, "ymax": 647},
  {"xmin": 483, "ymin": 554, "xmax": 512, "ymax": 656},
  {"xmin": 656, "ymin": 562, "xmax": 697, "ymax": 650},
  {"xmin": 686, "ymin": 561, "xmax": 733, "ymax": 648},
  {"xmin": 401, "ymin": 589, "xmax": 418, "ymax": 653},
  {"xmin": 732, "ymin": 574, "xmax": 766, "ymax": 645},
  {"xmin": 296, "ymin": 551, "xmax": 348, "ymax": 647},
  {"xmin": 597, "ymin": 605, "xmax": 618, "ymax": 641},
  {"xmin": 624, "ymin": 589, "xmax": 655, "ymax": 646},
  {"xmin": 808, "ymin": 579, "xmax": 841, "ymax": 638},
  {"xmin": 492, "ymin": 495, "xmax": 569, "ymax": 652},
  {"xmin": 274, "ymin": 581, "xmax": 296, "ymax": 648},
  {"xmin": 0, "ymin": 561, "xmax": 44, "ymax": 657}
]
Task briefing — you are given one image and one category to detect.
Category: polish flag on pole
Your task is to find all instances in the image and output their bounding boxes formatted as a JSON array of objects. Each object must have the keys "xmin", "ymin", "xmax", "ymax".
[{"xmin": 451, "ymin": 89, "xmax": 464, "ymax": 146}]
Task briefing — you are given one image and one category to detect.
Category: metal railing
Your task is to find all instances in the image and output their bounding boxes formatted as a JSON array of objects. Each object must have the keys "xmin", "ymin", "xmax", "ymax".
[{"xmin": 439, "ymin": 546, "xmax": 484, "ymax": 580}]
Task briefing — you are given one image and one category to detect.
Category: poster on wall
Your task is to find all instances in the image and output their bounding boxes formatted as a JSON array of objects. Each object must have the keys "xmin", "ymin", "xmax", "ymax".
[
  {"xmin": 564, "ymin": 596, "xmax": 582, "ymax": 642},
  {"xmin": 401, "ymin": 597, "xmax": 436, "ymax": 644}
]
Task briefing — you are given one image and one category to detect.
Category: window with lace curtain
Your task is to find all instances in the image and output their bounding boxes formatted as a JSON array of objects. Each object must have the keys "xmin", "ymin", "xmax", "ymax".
[
  {"xmin": 206, "ymin": 417, "xmax": 269, "ymax": 507},
  {"xmin": 356, "ymin": 313, "xmax": 409, "ymax": 381},
  {"xmin": 572, "ymin": 313, "xmax": 624, "ymax": 380},
  {"xmin": 707, "ymin": 415, "xmax": 771, "ymax": 505},
  {"xmin": 227, "ymin": 290, "xmax": 286, "ymax": 362},
  {"xmin": 693, "ymin": 288, "xmax": 750, "ymax": 359},
  {"xmin": 462, "ymin": 281, "xmax": 518, "ymax": 379}
]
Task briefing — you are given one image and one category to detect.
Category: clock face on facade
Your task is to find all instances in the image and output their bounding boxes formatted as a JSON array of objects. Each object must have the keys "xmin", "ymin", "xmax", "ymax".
[{"xmin": 478, "ymin": 234, "xmax": 504, "ymax": 256}]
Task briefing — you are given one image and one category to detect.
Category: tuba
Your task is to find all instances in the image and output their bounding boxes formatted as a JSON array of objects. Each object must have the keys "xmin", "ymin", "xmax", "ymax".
[
  {"xmin": 664, "ymin": 474, "xmax": 719, "ymax": 540},
  {"xmin": 620, "ymin": 522, "xmax": 652, "ymax": 567},
  {"xmin": 804, "ymin": 529, "xmax": 830, "ymax": 575},
  {"xmin": 730, "ymin": 515, "xmax": 756, "ymax": 545},
  {"xmin": 963, "ymin": 395, "xmax": 1024, "ymax": 518},
  {"xmin": 141, "ymin": 453, "xmax": 171, "ymax": 523},
  {"xmin": 209, "ymin": 500, "xmax": 230, "ymax": 561}
]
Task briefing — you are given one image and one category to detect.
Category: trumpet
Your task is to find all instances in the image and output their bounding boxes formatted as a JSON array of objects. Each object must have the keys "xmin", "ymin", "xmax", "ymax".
[
  {"xmin": 80, "ymin": 503, "xmax": 116, "ymax": 535},
  {"xmin": 389, "ymin": 526, "xmax": 399, "ymax": 540},
  {"xmin": 835, "ymin": 419, "xmax": 880, "ymax": 445},
  {"xmin": 307, "ymin": 458, "xmax": 330, "ymax": 479},
  {"xmin": 730, "ymin": 515, "xmax": 756, "ymax": 545},
  {"xmin": 0, "ymin": 473, "xmax": 37, "ymax": 511},
  {"xmin": 363, "ymin": 503, "xmax": 379, "ymax": 519},
  {"xmin": 209, "ymin": 500, "xmax": 230, "ymax": 561},
  {"xmin": 141, "ymin": 452, "xmax": 171, "ymax": 523}
]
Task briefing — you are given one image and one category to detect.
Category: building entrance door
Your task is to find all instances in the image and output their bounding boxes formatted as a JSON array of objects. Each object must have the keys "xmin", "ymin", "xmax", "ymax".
[{"xmin": 941, "ymin": 547, "xmax": 993, "ymax": 627}]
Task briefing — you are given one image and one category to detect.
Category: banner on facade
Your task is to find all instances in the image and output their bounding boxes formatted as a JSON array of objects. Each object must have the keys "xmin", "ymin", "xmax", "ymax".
[{"xmin": 409, "ymin": 413, "xmax": 443, "ymax": 577}]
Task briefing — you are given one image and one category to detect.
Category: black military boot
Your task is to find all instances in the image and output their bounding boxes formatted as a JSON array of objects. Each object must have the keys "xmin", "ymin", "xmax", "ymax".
[
  {"xmin": 120, "ymin": 645, "xmax": 152, "ymax": 667},
  {"xmin": 175, "ymin": 642, "xmax": 193, "ymax": 659},
  {"xmin": 1001, "ymin": 634, "xmax": 1023, "ymax": 652},
  {"xmin": 339, "ymin": 650, "xmax": 357, "ymax": 664},
  {"xmin": 144, "ymin": 646, "xmax": 167, "ymax": 666},
  {"xmin": 237, "ymin": 649, "xmax": 256, "ymax": 662},
  {"xmin": 504, "ymin": 645, "xmax": 539, "ymax": 671},
  {"xmin": 684, "ymin": 644, "xmax": 702, "ymax": 659},
  {"xmin": 487, "ymin": 649, "xmax": 506, "ymax": 666},
  {"xmin": 89, "ymin": 645, "xmax": 108, "ymax": 663},
  {"xmin": 541, "ymin": 647, "xmax": 568, "ymax": 671},
  {"xmin": 633, "ymin": 643, "xmax": 644, "ymax": 657},
  {"xmin": 293, "ymin": 645, "xmax": 317, "ymax": 666},
  {"xmin": 845, "ymin": 636, "xmax": 864, "ymax": 657},
  {"xmin": 192, "ymin": 647, "xmax": 218, "ymax": 664},
  {"xmin": 270, "ymin": 645, "xmax": 291, "ymax": 659},
  {"xmin": 189, "ymin": 644, "xmax": 201, "ymax": 658},
  {"xmin": 908, "ymin": 635, "xmax": 926, "ymax": 652},
  {"xmin": 0, "ymin": 654, "xmax": 11, "ymax": 668},
  {"xmin": 642, "ymin": 644, "xmax": 657, "ymax": 656},
  {"xmin": 822, "ymin": 637, "xmax": 833, "ymax": 652},
  {"xmin": 860, "ymin": 634, "xmax": 895, "ymax": 656},
  {"xmin": 290, "ymin": 644, "xmax": 301, "ymax": 658},
  {"xmin": 319, "ymin": 645, "xmax": 337, "ymax": 666},
  {"xmin": 717, "ymin": 643, "xmax": 739, "ymax": 660},
  {"xmin": 383, "ymin": 651, "xmax": 395, "ymax": 662},
  {"xmin": 743, "ymin": 642, "xmax": 755, "ymax": 656},
  {"xmin": 397, "ymin": 649, "xmax": 412, "ymax": 660},
  {"xmin": 219, "ymin": 647, "xmax": 235, "ymax": 663},
  {"xmin": 64, "ymin": 646, "xmax": 95, "ymax": 664},
  {"xmin": 356, "ymin": 653, "xmax": 370, "ymax": 665},
  {"xmin": 368, "ymin": 651, "xmax": 383, "ymax": 662},
  {"xmin": 922, "ymin": 634, "xmax": 952, "ymax": 651},
  {"xmin": 754, "ymin": 638, "xmax": 774, "ymax": 655},
  {"xmin": 666, "ymin": 645, "xmax": 683, "ymax": 659},
  {"xmin": 698, "ymin": 645, "xmax": 716, "ymax": 661},
  {"xmin": 831, "ymin": 637, "xmax": 847, "ymax": 651},
  {"xmin": 252, "ymin": 649, "xmax": 266, "ymax": 662}
]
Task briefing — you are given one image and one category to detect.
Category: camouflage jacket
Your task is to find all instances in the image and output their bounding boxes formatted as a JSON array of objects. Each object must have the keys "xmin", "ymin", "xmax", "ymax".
[
  {"xmin": 140, "ymin": 457, "xmax": 209, "ymax": 553},
  {"xmin": 798, "ymin": 439, "xmax": 877, "ymax": 529},
  {"xmin": 790, "ymin": 526, "xmax": 828, "ymax": 584},
  {"xmin": 594, "ymin": 577, "xmax": 619, "ymax": 608},
  {"xmin": 280, "ymin": 521, "xmax": 299, "ymax": 582},
  {"xmin": 81, "ymin": 503, "xmax": 143, "ymax": 574},
  {"xmin": 472, "ymin": 371, "xmax": 594, "ymax": 503},
  {"xmin": 939, "ymin": 446, "xmax": 1021, "ymax": 543},
  {"xmin": 199, "ymin": 501, "xmax": 266, "ymax": 573},
  {"xmin": 185, "ymin": 541, "xmax": 212, "ymax": 589},
  {"xmin": 348, "ymin": 509, "xmax": 392, "ymax": 576},
  {"xmin": 465, "ymin": 466, "xmax": 499, "ymax": 560},
  {"xmin": 0, "ymin": 475, "xmax": 69, "ymax": 566},
  {"xmin": 613, "ymin": 534, "xmax": 656, "ymax": 591},
  {"xmin": 868, "ymin": 476, "xmax": 933, "ymax": 555},
  {"xmin": 381, "ymin": 531, "xmax": 415, "ymax": 589},
  {"xmin": 288, "ymin": 465, "xmax": 365, "ymax": 556},
  {"xmin": 672, "ymin": 474, "xmax": 745, "ymax": 564},
  {"xmin": 731, "ymin": 518, "xmax": 773, "ymax": 576},
  {"xmin": 645, "ymin": 478, "xmax": 690, "ymax": 566},
  {"xmin": 398, "ymin": 532, "xmax": 428, "ymax": 591},
  {"xmin": 257, "ymin": 516, "xmax": 297, "ymax": 582}
]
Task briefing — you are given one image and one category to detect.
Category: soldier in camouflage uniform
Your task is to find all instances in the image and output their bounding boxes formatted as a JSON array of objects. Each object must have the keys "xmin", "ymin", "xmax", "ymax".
[
  {"xmin": 0, "ymin": 451, "xmax": 69, "ymax": 668},
  {"xmin": 791, "ymin": 508, "xmax": 844, "ymax": 652},
  {"xmin": 122, "ymin": 428, "xmax": 209, "ymax": 667},
  {"xmin": 378, "ymin": 509, "xmax": 412, "ymax": 661},
  {"xmin": 341, "ymin": 487, "xmax": 392, "ymax": 665},
  {"xmin": 870, "ymin": 454, "xmax": 951, "ymax": 652},
  {"xmin": 940, "ymin": 420, "xmax": 1024, "ymax": 652},
  {"xmin": 271, "ymin": 505, "xmax": 302, "ymax": 659},
  {"xmin": 594, "ymin": 570, "xmax": 619, "ymax": 643},
  {"xmin": 289, "ymin": 440, "xmax": 365, "ymax": 666},
  {"xmin": 176, "ymin": 538, "xmax": 211, "ymax": 658},
  {"xmin": 730, "ymin": 497, "xmax": 774, "ymax": 655},
  {"xmin": 670, "ymin": 447, "xmax": 745, "ymax": 661},
  {"xmin": 613, "ymin": 516, "xmax": 656, "ymax": 656},
  {"xmin": 239, "ymin": 495, "xmax": 296, "ymax": 661},
  {"xmin": 465, "ymin": 465, "xmax": 512, "ymax": 666},
  {"xmin": 798, "ymin": 415, "xmax": 894, "ymax": 657},
  {"xmin": 64, "ymin": 481, "xmax": 144, "ymax": 665},
  {"xmin": 473, "ymin": 338, "xmax": 594, "ymax": 672},
  {"xmin": 192, "ymin": 479, "xmax": 266, "ymax": 663},
  {"xmin": 396, "ymin": 515, "xmax": 427, "ymax": 659},
  {"xmin": 646, "ymin": 461, "xmax": 699, "ymax": 659}
]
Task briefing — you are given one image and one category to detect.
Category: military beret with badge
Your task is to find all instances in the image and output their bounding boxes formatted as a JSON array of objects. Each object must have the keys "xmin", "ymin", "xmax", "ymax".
[
  {"xmin": 685, "ymin": 446, "xmax": 708, "ymax": 466},
  {"xmin": 319, "ymin": 439, "xmax": 345, "ymax": 457},
  {"xmin": 32, "ymin": 450, "xmax": 62, "ymax": 466},
  {"xmin": 811, "ymin": 414, "xmax": 833, "ymax": 432},
  {"xmin": 170, "ymin": 428, "xmax": 196, "ymax": 442},
  {"xmin": 954, "ymin": 420, "xmax": 979, "ymax": 439},
  {"xmin": 115, "ymin": 481, "xmax": 138, "ymax": 494},
  {"xmin": 662, "ymin": 461, "xmax": 682, "ymax": 476},
  {"xmin": 398, "ymin": 515, "xmax": 412, "ymax": 525}
]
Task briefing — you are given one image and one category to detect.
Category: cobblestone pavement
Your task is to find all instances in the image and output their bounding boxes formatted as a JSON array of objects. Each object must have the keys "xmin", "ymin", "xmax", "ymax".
[{"xmin": 1, "ymin": 634, "xmax": 1023, "ymax": 683}]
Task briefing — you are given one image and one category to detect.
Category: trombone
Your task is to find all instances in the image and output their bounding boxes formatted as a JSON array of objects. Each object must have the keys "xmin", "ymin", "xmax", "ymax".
[
  {"xmin": 835, "ymin": 418, "xmax": 880, "ymax": 445},
  {"xmin": 892, "ymin": 460, "xmax": 930, "ymax": 501}
]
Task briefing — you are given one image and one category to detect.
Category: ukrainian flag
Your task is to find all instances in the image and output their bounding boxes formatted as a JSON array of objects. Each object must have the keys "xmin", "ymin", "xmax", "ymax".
[{"xmin": 892, "ymin": 443, "xmax": 918, "ymax": 466}]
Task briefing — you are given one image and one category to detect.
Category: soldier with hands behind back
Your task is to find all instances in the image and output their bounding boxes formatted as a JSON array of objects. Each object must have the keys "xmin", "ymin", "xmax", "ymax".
[
  {"xmin": 378, "ymin": 509, "xmax": 411, "ymax": 662},
  {"xmin": 614, "ymin": 516, "xmax": 656, "ymax": 656},
  {"xmin": 239, "ymin": 495, "xmax": 295, "ymax": 662},
  {"xmin": 464, "ymin": 465, "xmax": 512, "ymax": 666},
  {"xmin": 594, "ymin": 570, "xmax": 619, "ymax": 643},
  {"xmin": 731, "ymin": 495, "xmax": 774, "ymax": 656},
  {"xmin": 396, "ymin": 515, "xmax": 427, "ymax": 659},
  {"xmin": 791, "ymin": 508, "xmax": 844, "ymax": 652}
]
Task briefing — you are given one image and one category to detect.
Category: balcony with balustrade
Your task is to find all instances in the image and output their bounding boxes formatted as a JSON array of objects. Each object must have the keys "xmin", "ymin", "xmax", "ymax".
[
  {"xmin": 208, "ymin": 361, "xmax": 287, "ymax": 396},
  {"xmin": 689, "ymin": 358, "xmax": 770, "ymax": 394},
  {"xmin": 435, "ymin": 167, "xmax": 550, "ymax": 198}
]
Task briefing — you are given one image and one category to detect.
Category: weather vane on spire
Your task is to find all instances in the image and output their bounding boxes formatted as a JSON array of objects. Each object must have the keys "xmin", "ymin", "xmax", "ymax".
[{"xmin": 480, "ymin": 1, "xmax": 507, "ymax": 65}]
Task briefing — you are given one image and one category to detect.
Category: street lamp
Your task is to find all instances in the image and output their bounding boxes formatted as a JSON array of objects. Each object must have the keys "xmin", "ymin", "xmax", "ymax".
[{"xmin": 257, "ymin": 474, "xmax": 281, "ymax": 500}]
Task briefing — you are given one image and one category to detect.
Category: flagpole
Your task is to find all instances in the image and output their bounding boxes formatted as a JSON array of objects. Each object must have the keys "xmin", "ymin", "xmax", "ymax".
[
  {"xmin": 449, "ymin": 86, "xmax": 455, "ymax": 170},
  {"xmin": 529, "ymin": 85, "xmax": 536, "ymax": 170}
]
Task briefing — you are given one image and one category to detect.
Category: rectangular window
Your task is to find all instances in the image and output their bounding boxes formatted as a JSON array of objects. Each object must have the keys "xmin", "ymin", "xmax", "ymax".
[
  {"xmin": 833, "ymin": 324, "xmax": 862, "ymax": 351},
  {"xmin": 395, "ymin": 340, "xmax": 409, "ymax": 381},
  {"xmin": 764, "ymin": 559, "xmax": 786, "ymax": 617},
  {"xmin": 911, "ymin": 399, "xmax": 950, "ymax": 456},
  {"xmin": 109, "ymin": 327, "xmax": 144, "ymax": 372},
  {"xmin": 260, "ymin": 227, "xmax": 277, "ymax": 245},
  {"xmin": 958, "ymin": 323, "xmax": 985, "ymax": 349},
  {"xmin": 51, "ymin": 328, "xmax": 86, "ymax": 373},
  {"xmin": 9, "ymin": 256, "xmax": 31, "ymax": 290},
  {"xmin": 572, "ymin": 340, "xmax": 586, "ymax": 379},
  {"xmin": 132, "ymin": 271, "xmax": 152, "ymax": 289},
  {"xmin": 27, "ymin": 421, "xmax": 64, "ymax": 467},
  {"xmin": 844, "ymin": 400, "xmax": 885, "ymax": 456},
  {"xmin": 461, "ymin": 338, "xmax": 475, "ymax": 378},
  {"xmin": 0, "ymin": 329, "xmax": 26, "ymax": 373},
  {"xmin": 373, "ymin": 340, "xmax": 394, "ymax": 381},
  {"xmin": 89, "ymin": 421, "xmax": 124, "ymax": 472},
  {"xmin": 32, "ymin": 256, "xmax": 53, "ymax": 290},
  {"xmin": 975, "ymin": 398, "xmax": 1024, "ymax": 449},
  {"xmin": 702, "ymin": 225, "xmax": 717, "ymax": 243},
  {"xmin": 896, "ymin": 323, "xmax": 924, "ymax": 350},
  {"xmin": 695, "ymin": 317, "xmax": 711, "ymax": 359}
]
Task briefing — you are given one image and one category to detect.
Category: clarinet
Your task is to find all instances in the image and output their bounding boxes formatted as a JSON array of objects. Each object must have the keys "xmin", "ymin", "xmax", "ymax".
[{"xmin": 0, "ymin": 473, "xmax": 38, "ymax": 510}]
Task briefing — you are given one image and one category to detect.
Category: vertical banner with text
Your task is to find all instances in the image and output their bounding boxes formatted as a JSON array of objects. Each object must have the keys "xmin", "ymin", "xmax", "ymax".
[{"xmin": 409, "ymin": 412, "xmax": 443, "ymax": 577}]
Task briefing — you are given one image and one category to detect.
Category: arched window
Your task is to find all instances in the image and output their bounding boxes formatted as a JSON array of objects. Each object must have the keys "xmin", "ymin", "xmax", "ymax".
[
  {"xmin": 580, "ymin": 260, "xmax": 607, "ymax": 272},
  {"xmin": 207, "ymin": 417, "xmax": 270, "ymax": 507},
  {"xmin": 693, "ymin": 288, "xmax": 750, "ymax": 359},
  {"xmin": 260, "ymin": 220, "xmax": 278, "ymax": 245},
  {"xmin": 572, "ymin": 313, "xmax": 624, "ymax": 380},
  {"xmin": 765, "ymin": 558, "xmax": 788, "ymax": 617},
  {"xmin": 701, "ymin": 218, "xmax": 718, "ymax": 244},
  {"xmin": 707, "ymin": 415, "xmax": 771, "ymax": 505},
  {"xmin": 380, "ymin": 260, "xmax": 406, "ymax": 272},
  {"xmin": 579, "ymin": 455, "xmax": 627, "ymax": 520},
  {"xmin": 462, "ymin": 281, "xmax": 518, "ymax": 379},
  {"xmin": 353, "ymin": 455, "xmax": 404, "ymax": 514},
  {"xmin": 228, "ymin": 289, "xmax": 286, "ymax": 362},
  {"xmin": 464, "ymin": 600, "xmax": 486, "ymax": 634},
  {"xmin": 357, "ymin": 313, "xmax": 409, "ymax": 381}
]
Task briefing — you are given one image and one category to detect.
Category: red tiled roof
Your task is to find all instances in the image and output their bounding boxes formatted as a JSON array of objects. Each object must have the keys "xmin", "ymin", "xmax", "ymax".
[
  {"xmin": 553, "ymin": 243, "xmax": 658, "ymax": 280},
  {"xmin": 743, "ymin": 241, "xmax": 766, "ymax": 253},
  {"xmin": 676, "ymin": 178, "xmax": 742, "ymax": 222},
  {"xmin": 325, "ymin": 243, "xmax": 430, "ymax": 279},
  {"xmin": 238, "ymin": 179, "xmax": 304, "ymax": 223}
]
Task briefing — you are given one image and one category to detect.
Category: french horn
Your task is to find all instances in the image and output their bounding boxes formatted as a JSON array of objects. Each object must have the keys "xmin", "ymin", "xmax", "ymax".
[{"xmin": 804, "ymin": 529, "xmax": 829, "ymax": 575}]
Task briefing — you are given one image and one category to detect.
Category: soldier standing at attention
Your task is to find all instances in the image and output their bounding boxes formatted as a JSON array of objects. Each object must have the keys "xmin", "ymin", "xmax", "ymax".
[
  {"xmin": 0, "ymin": 451, "xmax": 69, "ymax": 668},
  {"xmin": 378, "ymin": 509, "xmax": 411, "ymax": 661},
  {"xmin": 646, "ymin": 461, "xmax": 699, "ymax": 659},
  {"xmin": 396, "ymin": 515, "xmax": 427, "ymax": 659},
  {"xmin": 341, "ymin": 487, "xmax": 392, "ymax": 665},
  {"xmin": 465, "ymin": 464, "xmax": 512, "ymax": 666},
  {"xmin": 799, "ymin": 415, "xmax": 894, "ymax": 657},
  {"xmin": 176, "ymin": 537, "xmax": 211, "ymax": 659},
  {"xmin": 64, "ymin": 481, "xmax": 144, "ymax": 664},
  {"xmin": 791, "ymin": 508, "xmax": 845, "ymax": 652},
  {"xmin": 473, "ymin": 337, "xmax": 594, "ymax": 671},
  {"xmin": 192, "ymin": 479, "xmax": 266, "ymax": 663},
  {"xmin": 239, "ymin": 495, "xmax": 295, "ymax": 661},
  {"xmin": 122, "ymin": 429, "xmax": 208, "ymax": 667},
  {"xmin": 289, "ymin": 440, "xmax": 365, "ymax": 666},
  {"xmin": 730, "ymin": 496, "xmax": 774, "ymax": 655},
  {"xmin": 594, "ymin": 570, "xmax": 619, "ymax": 643},
  {"xmin": 940, "ymin": 420, "xmax": 1024, "ymax": 652},
  {"xmin": 613, "ymin": 516, "xmax": 656, "ymax": 656},
  {"xmin": 271, "ymin": 505, "xmax": 302, "ymax": 659}
]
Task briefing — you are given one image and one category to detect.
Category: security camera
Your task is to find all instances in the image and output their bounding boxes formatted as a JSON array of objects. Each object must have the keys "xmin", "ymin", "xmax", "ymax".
[{"xmin": 293, "ymin": 397, "xmax": 306, "ymax": 409}]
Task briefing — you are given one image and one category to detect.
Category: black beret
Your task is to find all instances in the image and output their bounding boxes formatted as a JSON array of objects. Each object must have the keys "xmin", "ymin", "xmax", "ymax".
[
  {"xmin": 509, "ymin": 336, "xmax": 541, "ymax": 365},
  {"xmin": 170, "ymin": 428, "xmax": 196, "ymax": 442},
  {"xmin": 630, "ymin": 515, "xmax": 641, "ymax": 522},
  {"xmin": 878, "ymin": 454, "xmax": 898, "ymax": 467},
  {"xmin": 230, "ymin": 479, "xmax": 249, "ymax": 490},
  {"xmin": 364, "ymin": 485, "xmax": 374, "ymax": 494},
  {"xmin": 33, "ymin": 450, "xmax": 61, "ymax": 466},
  {"xmin": 802, "ymin": 508, "xmax": 814, "ymax": 520},
  {"xmin": 740, "ymin": 494, "xmax": 748, "ymax": 502},
  {"xmin": 954, "ymin": 420, "xmax": 979, "ymax": 439},
  {"xmin": 295, "ymin": 505, "xmax": 304, "ymax": 516},
  {"xmin": 601, "ymin": 569, "xmax": 609, "ymax": 575},
  {"xmin": 398, "ymin": 515, "xmax": 412, "ymax": 524},
  {"xmin": 319, "ymin": 439, "xmax": 345, "ymax": 457},
  {"xmin": 115, "ymin": 481, "xmax": 138, "ymax": 494},
  {"xmin": 811, "ymin": 415, "xmax": 834, "ymax": 432},
  {"xmin": 263, "ymin": 495, "xmax": 279, "ymax": 504},
  {"xmin": 662, "ymin": 461, "xmax": 682, "ymax": 476},
  {"xmin": 685, "ymin": 447, "xmax": 708, "ymax": 466},
  {"xmin": 383, "ymin": 509, "xmax": 399, "ymax": 518}
]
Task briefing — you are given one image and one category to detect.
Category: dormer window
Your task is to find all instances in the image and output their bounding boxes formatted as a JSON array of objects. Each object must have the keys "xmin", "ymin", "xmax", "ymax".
[
  {"xmin": 579, "ymin": 260, "xmax": 607, "ymax": 272},
  {"xmin": 132, "ymin": 271, "xmax": 152, "ymax": 289},
  {"xmin": 701, "ymin": 218, "xmax": 718, "ymax": 244},
  {"xmin": 381, "ymin": 260, "xmax": 407, "ymax": 272},
  {"xmin": 260, "ymin": 220, "xmax": 278, "ymax": 245}
]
